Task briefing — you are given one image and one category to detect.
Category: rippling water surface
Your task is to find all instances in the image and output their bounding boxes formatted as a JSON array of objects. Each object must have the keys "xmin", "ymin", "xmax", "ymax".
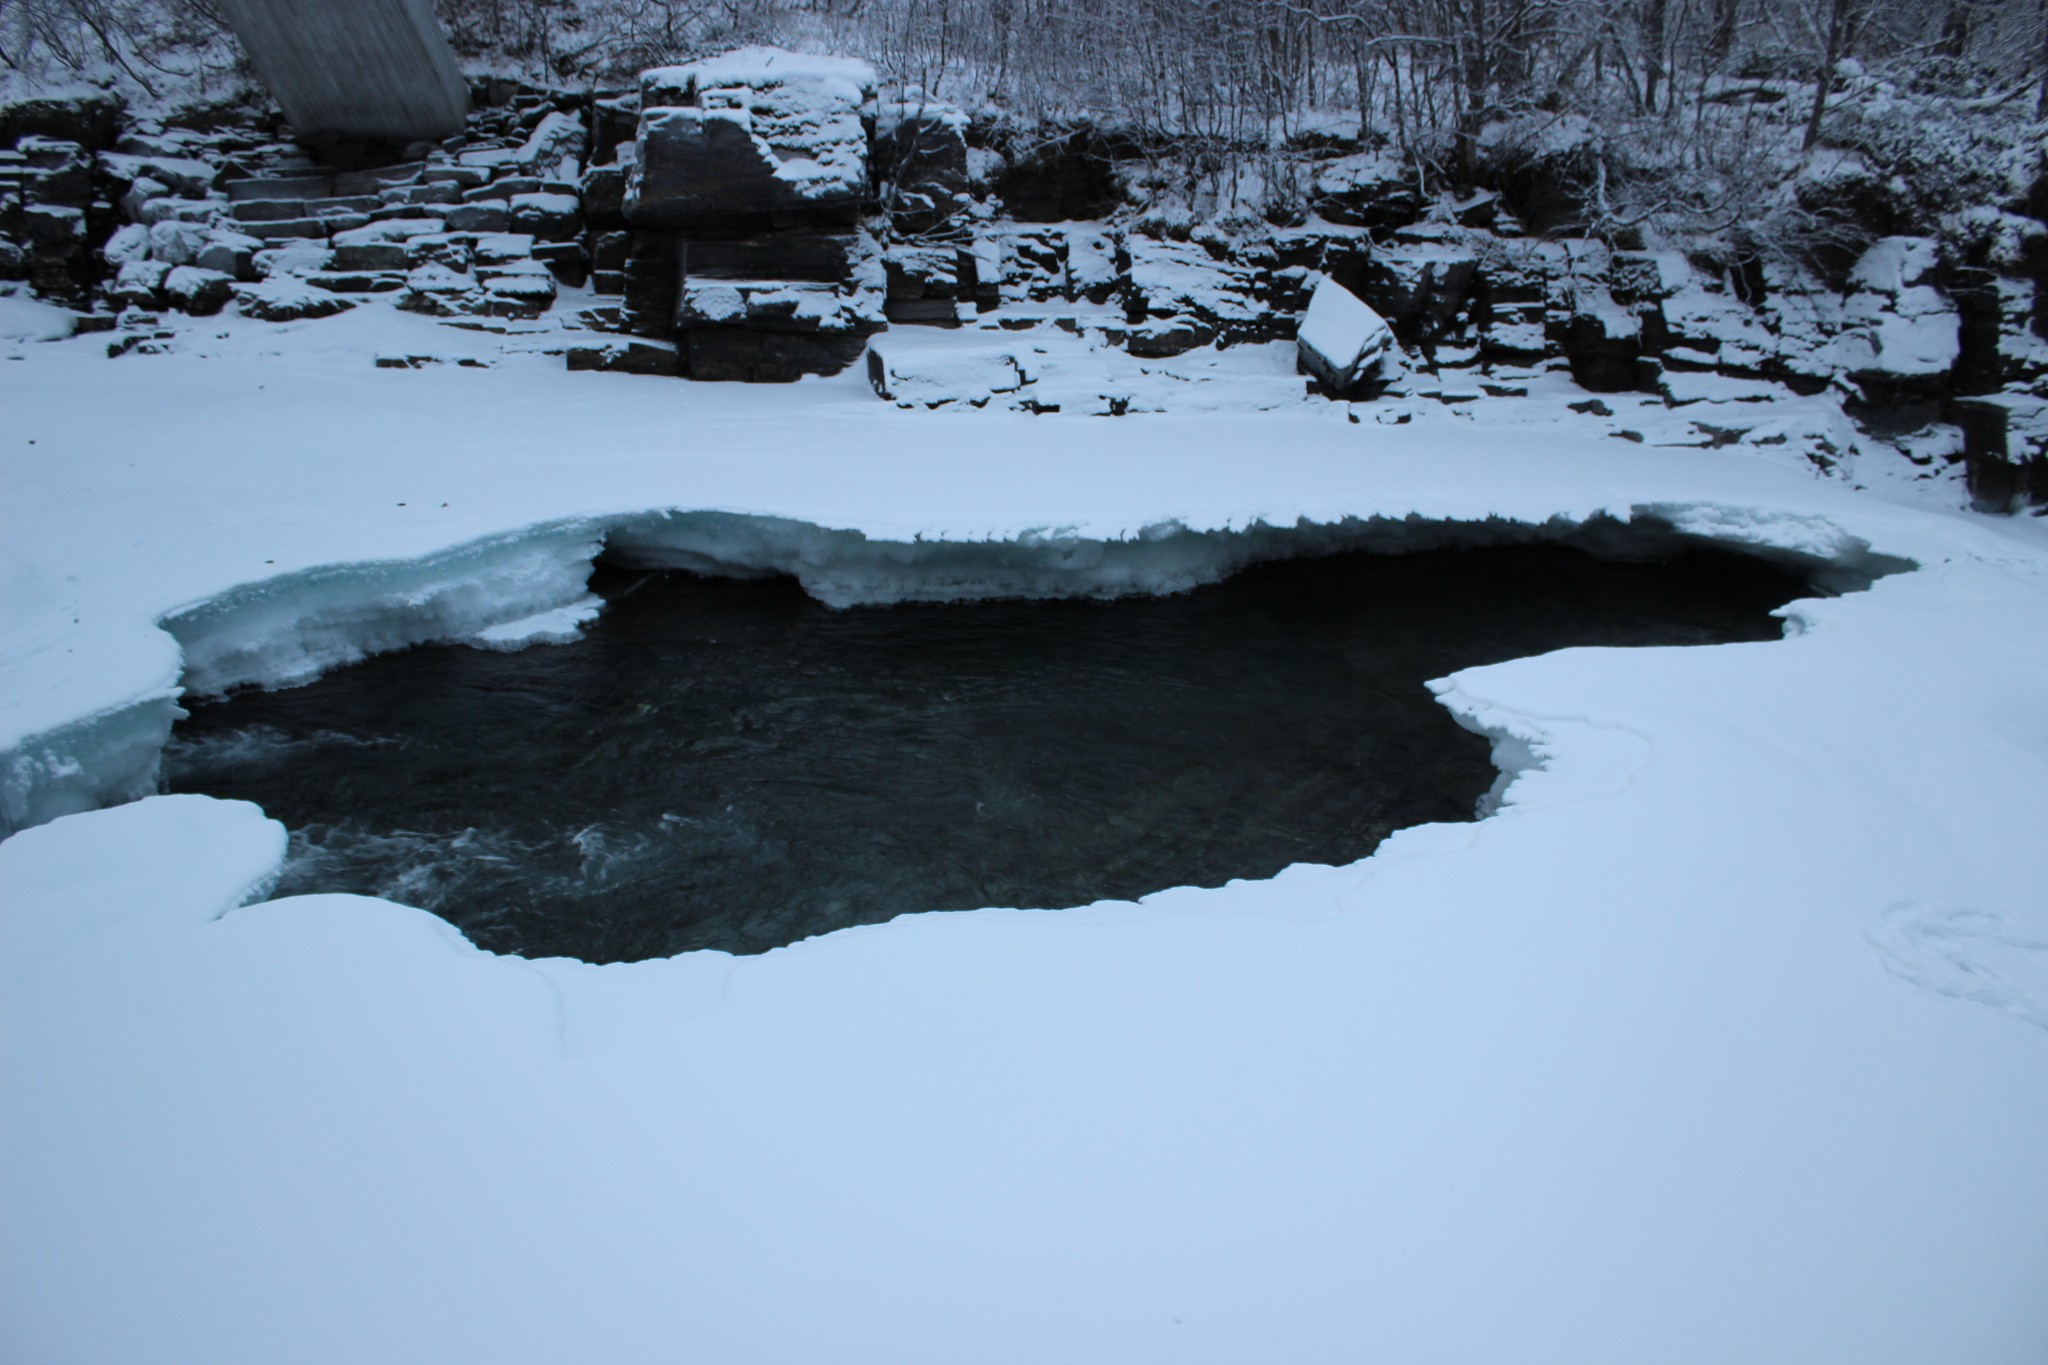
[{"xmin": 163, "ymin": 542, "xmax": 1808, "ymax": 961}]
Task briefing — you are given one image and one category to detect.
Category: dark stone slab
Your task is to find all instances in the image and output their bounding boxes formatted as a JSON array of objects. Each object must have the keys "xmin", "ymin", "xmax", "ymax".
[
  {"xmin": 566, "ymin": 340, "xmax": 680, "ymax": 376},
  {"xmin": 331, "ymin": 242, "xmax": 411, "ymax": 271},
  {"xmin": 680, "ymin": 325, "xmax": 868, "ymax": 382},
  {"xmin": 682, "ymin": 234, "xmax": 854, "ymax": 283},
  {"xmin": 445, "ymin": 201, "xmax": 509, "ymax": 232},
  {"xmin": 333, "ymin": 161, "xmax": 427, "ymax": 197},
  {"xmin": 306, "ymin": 270, "xmax": 407, "ymax": 293},
  {"xmin": 226, "ymin": 175, "xmax": 334, "ymax": 203},
  {"xmin": 627, "ymin": 108, "xmax": 861, "ymax": 228}
]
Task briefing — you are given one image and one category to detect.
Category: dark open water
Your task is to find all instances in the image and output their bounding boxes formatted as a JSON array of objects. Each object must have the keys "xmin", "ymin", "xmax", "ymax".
[{"xmin": 163, "ymin": 542, "xmax": 1808, "ymax": 961}]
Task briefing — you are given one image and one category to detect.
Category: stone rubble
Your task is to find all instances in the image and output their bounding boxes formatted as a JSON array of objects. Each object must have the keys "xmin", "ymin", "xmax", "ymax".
[{"xmin": 4, "ymin": 52, "xmax": 2047, "ymax": 507}]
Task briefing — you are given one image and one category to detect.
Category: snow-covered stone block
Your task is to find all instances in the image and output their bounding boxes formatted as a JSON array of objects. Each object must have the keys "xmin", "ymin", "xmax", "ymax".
[
  {"xmin": 162, "ymin": 265, "xmax": 234, "ymax": 315},
  {"xmin": 627, "ymin": 47, "xmax": 873, "ymax": 226},
  {"xmin": 866, "ymin": 336, "xmax": 1030, "ymax": 405},
  {"xmin": 331, "ymin": 217, "xmax": 446, "ymax": 247},
  {"xmin": 1830, "ymin": 236, "xmax": 1960, "ymax": 392},
  {"xmin": 234, "ymin": 278, "xmax": 356, "ymax": 323},
  {"xmin": 108, "ymin": 258, "xmax": 169, "ymax": 308},
  {"xmin": 1297, "ymin": 274, "xmax": 1396, "ymax": 396},
  {"xmin": 678, "ymin": 279, "xmax": 872, "ymax": 334}
]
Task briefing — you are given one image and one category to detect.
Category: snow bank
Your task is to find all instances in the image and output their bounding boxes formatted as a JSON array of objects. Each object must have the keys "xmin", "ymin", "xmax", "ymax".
[
  {"xmin": 0, "ymin": 287, "xmax": 75, "ymax": 343},
  {"xmin": 3, "ymin": 327, "xmax": 2047, "ymax": 1364}
]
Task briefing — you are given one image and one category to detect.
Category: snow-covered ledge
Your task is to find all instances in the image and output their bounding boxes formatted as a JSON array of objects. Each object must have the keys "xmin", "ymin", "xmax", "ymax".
[{"xmin": 4, "ymin": 325, "xmax": 2047, "ymax": 1363}]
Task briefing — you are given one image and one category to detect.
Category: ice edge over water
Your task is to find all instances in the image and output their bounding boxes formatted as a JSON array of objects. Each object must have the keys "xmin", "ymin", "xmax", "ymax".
[{"xmin": 0, "ymin": 504, "xmax": 1907, "ymax": 839}]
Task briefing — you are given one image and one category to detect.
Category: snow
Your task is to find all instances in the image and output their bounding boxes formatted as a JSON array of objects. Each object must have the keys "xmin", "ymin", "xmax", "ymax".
[
  {"xmin": 2, "ymin": 305, "xmax": 2047, "ymax": 1363},
  {"xmin": 0, "ymin": 287, "xmax": 75, "ymax": 342}
]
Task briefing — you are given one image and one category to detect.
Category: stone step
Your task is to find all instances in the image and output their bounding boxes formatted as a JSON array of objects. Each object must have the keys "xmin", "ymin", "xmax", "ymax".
[
  {"xmin": 305, "ymin": 270, "xmax": 406, "ymax": 294},
  {"xmin": 242, "ymin": 219, "xmax": 333, "ymax": 240},
  {"xmin": 225, "ymin": 175, "xmax": 333, "ymax": 203}
]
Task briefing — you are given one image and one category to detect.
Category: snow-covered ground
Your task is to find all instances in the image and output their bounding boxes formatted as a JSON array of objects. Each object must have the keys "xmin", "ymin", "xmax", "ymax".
[{"xmin": 3, "ymin": 308, "xmax": 2047, "ymax": 1363}]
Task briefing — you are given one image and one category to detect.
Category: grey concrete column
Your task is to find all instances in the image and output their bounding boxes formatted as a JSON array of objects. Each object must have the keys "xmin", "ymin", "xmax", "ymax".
[{"xmin": 215, "ymin": 0, "xmax": 470, "ymax": 142}]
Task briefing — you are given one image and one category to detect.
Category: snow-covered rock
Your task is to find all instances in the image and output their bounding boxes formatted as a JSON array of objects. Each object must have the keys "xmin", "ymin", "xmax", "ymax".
[
  {"xmin": 162, "ymin": 266, "xmax": 235, "ymax": 315},
  {"xmin": 1296, "ymin": 274, "xmax": 1396, "ymax": 396},
  {"xmin": 232, "ymin": 278, "xmax": 355, "ymax": 322},
  {"xmin": 627, "ymin": 47, "xmax": 874, "ymax": 226},
  {"xmin": 1311, "ymin": 150, "xmax": 1423, "ymax": 229},
  {"xmin": 1830, "ymin": 236, "xmax": 1961, "ymax": 396}
]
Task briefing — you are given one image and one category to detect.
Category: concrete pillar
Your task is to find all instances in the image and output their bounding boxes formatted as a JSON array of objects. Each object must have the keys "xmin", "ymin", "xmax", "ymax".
[{"xmin": 214, "ymin": 0, "xmax": 470, "ymax": 143}]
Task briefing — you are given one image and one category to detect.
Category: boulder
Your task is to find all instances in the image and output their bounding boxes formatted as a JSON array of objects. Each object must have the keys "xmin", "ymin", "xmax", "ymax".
[
  {"xmin": 517, "ymin": 110, "xmax": 586, "ymax": 181},
  {"xmin": 677, "ymin": 278, "xmax": 870, "ymax": 334},
  {"xmin": 162, "ymin": 265, "xmax": 235, "ymax": 315},
  {"xmin": 866, "ymin": 337, "xmax": 1029, "ymax": 404},
  {"xmin": 197, "ymin": 230, "xmax": 265, "ymax": 280},
  {"xmin": 330, "ymin": 241, "xmax": 411, "ymax": 271},
  {"xmin": 103, "ymin": 224, "xmax": 152, "ymax": 267},
  {"xmin": 1562, "ymin": 303, "xmax": 1648, "ymax": 392},
  {"xmin": 565, "ymin": 340, "xmax": 682, "ymax": 376},
  {"xmin": 23, "ymin": 205, "xmax": 86, "ymax": 252},
  {"xmin": 1354, "ymin": 243, "xmax": 1479, "ymax": 347},
  {"xmin": 508, "ymin": 190, "xmax": 580, "ymax": 240},
  {"xmin": 119, "ymin": 177, "xmax": 170, "ymax": 223},
  {"xmin": 109, "ymin": 258, "xmax": 170, "ymax": 309},
  {"xmin": 17, "ymin": 137, "xmax": 93, "ymax": 205},
  {"xmin": 1952, "ymin": 393, "xmax": 2048, "ymax": 510},
  {"xmin": 1296, "ymin": 274, "xmax": 1396, "ymax": 397},
  {"xmin": 580, "ymin": 162, "xmax": 628, "ymax": 229},
  {"xmin": 146, "ymin": 220, "xmax": 210, "ymax": 266},
  {"xmin": 1310, "ymin": 151, "xmax": 1423, "ymax": 230},
  {"xmin": 682, "ymin": 326, "xmax": 869, "ymax": 382}
]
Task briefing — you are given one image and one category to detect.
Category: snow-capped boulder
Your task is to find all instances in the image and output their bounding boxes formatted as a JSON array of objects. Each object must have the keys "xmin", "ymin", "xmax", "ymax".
[
  {"xmin": 1311, "ymin": 150, "xmax": 1423, "ymax": 230},
  {"xmin": 232, "ymin": 278, "xmax": 354, "ymax": 322},
  {"xmin": 1296, "ymin": 274, "xmax": 1396, "ymax": 397},
  {"xmin": 516, "ymin": 110, "xmax": 586, "ymax": 181},
  {"xmin": 162, "ymin": 265, "xmax": 234, "ymax": 315},
  {"xmin": 508, "ymin": 191, "xmax": 580, "ymax": 242},
  {"xmin": 108, "ymin": 258, "xmax": 169, "ymax": 308},
  {"xmin": 147, "ymin": 219, "xmax": 209, "ymax": 266},
  {"xmin": 197, "ymin": 229, "xmax": 263, "ymax": 281},
  {"xmin": 626, "ymin": 47, "xmax": 874, "ymax": 226},
  {"xmin": 103, "ymin": 223, "xmax": 152, "ymax": 267}
]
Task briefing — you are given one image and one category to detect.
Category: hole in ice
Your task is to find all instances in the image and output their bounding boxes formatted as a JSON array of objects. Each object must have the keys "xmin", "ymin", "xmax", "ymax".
[{"xmin": 162, "ymin": 541, "xmax": 1811, "ymax": 962}]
